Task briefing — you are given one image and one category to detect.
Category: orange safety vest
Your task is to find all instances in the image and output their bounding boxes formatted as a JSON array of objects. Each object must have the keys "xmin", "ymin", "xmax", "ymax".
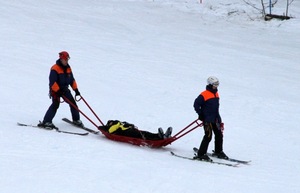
[{"xmin": 201, "ymin": 90, "xmax": 219, "ymax": 101}]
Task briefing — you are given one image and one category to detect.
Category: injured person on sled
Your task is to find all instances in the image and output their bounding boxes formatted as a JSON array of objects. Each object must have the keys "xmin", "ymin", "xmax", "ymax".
[{"xmin": 98, "ymin": 120, "xmax": 172, "ymax": 140}]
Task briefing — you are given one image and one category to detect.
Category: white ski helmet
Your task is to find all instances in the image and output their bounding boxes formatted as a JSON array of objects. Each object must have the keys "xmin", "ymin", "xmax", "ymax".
[{"xmin": 207, "ymin": 76, "xmax": 219, "ymax": 87}]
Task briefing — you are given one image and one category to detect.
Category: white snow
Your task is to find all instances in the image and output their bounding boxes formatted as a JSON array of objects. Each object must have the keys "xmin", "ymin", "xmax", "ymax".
[{"xmin": 1, "ymin": 0, "xmax": 300, "ymax": 192}]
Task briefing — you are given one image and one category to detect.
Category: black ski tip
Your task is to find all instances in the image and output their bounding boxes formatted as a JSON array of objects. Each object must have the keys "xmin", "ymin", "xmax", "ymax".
[{"xmin": 17, "ymin": 122, "xmax": 27, "ymax": 126}]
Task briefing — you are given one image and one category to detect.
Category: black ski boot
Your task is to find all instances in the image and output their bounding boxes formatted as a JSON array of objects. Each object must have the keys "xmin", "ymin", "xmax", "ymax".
[
  {"xmin": 164, "ymin": 127, "xmax": 173, "ymax": 138},
  {"xmin": 37, "ymin": 121, "xmax": 56, "ymax": 130},
  {"xmin": 194, "ymin": 154, "xmax": 213, "ymax": 162},
  {"xmin": 158, "ymin": 127, "xmax": 164, "ymax": 139},
  {"xmin": 212, "ymin": 151, "xmax": 229, "ymax": 160},
  {"xmin": 73, "ymin": 120, "xmax": 84, "ymax": 127}
]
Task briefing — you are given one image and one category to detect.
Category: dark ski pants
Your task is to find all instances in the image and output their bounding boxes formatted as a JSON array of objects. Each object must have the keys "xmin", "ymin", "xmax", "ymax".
[
  {"xmin": 43, "ymin": 91, "xmax": 80, "ymax": 123},
  {"xmin": 113, "ymin": 129, "xmax": 162, "ymax": 140},
  {"xmin": 197, "ymin": 122, "xmax": 223, "ymax": 156}
]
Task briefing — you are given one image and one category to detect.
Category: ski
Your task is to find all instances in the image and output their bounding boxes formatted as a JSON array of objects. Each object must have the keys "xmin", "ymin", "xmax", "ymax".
[
  {"xmin": 62, "ymin": 118, "xmax": 99, "ymax": 134},
  {"xmin": 193, "ymin": 147, "xmax": 251, "ymax": 164},
  {"xmin": 170, "ymin": 151, "xmax": 239, "ymax": 167},
  {"xmin": 17, "ymin": 122, "xmax": 89, "ymax": 136}
]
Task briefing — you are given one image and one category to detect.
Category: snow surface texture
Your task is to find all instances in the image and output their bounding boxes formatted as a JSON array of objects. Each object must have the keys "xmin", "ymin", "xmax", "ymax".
[{"xmin": 1, "ymin": 0, "xmax": 300, "ymax": 192}]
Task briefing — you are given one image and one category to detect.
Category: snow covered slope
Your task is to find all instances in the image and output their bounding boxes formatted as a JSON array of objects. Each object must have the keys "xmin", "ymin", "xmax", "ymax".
[{"xmin": 1, "ymin": 0, "xmax": 300, "ymax": 192}]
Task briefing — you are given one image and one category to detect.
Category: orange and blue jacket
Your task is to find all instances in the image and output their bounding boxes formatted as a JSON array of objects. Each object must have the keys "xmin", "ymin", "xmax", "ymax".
[
  {"xmin": 49, "ymin": 60, "xmax": 78, "ymax": 93},
  {"xmin": 193, "ymin": 85, "xmax": 222, "ymax": 123}
]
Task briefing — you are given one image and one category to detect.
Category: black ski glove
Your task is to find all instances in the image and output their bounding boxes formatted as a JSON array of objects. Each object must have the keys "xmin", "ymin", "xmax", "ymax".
[
  {"xmin": 74, "ymin": 89, "xmax": 81, "ymax": 96},
  {"xmin": 198, "ymin": 113, "xmax": 204, "ymax": 121},
  {"xmin": 58, "ymin": 87, "xmax": 69, "ymax": 97}
]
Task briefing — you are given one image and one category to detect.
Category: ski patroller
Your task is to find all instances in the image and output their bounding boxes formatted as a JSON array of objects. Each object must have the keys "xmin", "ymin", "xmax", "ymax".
[
  {"xmin": 17, "ymin": 122, "xmax": 89, "ymax": 136},
  {"xmin": 170, "ymin": 151, "xmax": 239, "ymax": 167},
  {"xmin": 17, "ymin": 95, "xmax": 102, "ymax": 137},
  {"xmin": 193, "ymin": 147, "xmax": 251, "ymax": 164}
]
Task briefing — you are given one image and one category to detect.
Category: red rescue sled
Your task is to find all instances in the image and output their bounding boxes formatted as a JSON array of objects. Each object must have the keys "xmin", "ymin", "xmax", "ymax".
[
  {"xmin": 63, "ymin": 95, "xmax": 203, "ymax": 148},
  {"xmin": 97, "ymin": 119, "xmax": 202, "ymax": 148}
]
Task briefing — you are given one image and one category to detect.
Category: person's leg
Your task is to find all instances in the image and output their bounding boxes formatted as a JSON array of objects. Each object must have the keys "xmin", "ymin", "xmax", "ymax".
[
  {"xmin": 212, "ymin": 123, "xmax": 228, "ymax": 159},
  {"xmin": 43, "ymin": 98, "xmax": 60, "ymax": 123},
  {"xmin": 197, "ymin": 123, "xmax": 213, "ymax": 156},
  {"xmin": 213, "ymin": 123, "xmax": 223, "ymax": 153},
  {"xmin": 64, "ymin": 91, "xmax": 80, "ymax": 121}
]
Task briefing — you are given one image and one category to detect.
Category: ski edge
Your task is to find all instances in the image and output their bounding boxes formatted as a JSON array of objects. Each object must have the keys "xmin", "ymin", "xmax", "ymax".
[
  {"xmin": 17, "ymin": 122, "xmax": 89, "ymax": 136},
  {"xmin": 170, "ymin": 151, "xmax": 239, "ymax": 167},
  {"xmin": 193, "ymin": 147, "xmax": 251, "ymax": 164},
  {"xmin": 62, "ymin": 118, "xmax": 99, "ymax": 134}
]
